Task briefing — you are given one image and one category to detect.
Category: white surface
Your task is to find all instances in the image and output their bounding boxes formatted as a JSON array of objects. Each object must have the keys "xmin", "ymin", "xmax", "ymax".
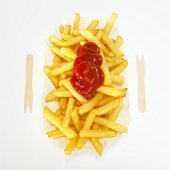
[{"xmin": 0, "ymin": 0, "xmax": 170, "ymax": 170}]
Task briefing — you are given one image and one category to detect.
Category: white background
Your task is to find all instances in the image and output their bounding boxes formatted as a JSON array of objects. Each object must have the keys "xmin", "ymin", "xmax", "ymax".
[{"xmin": 0, "ymin": 0, "xmax": 170, "ymax": 170}]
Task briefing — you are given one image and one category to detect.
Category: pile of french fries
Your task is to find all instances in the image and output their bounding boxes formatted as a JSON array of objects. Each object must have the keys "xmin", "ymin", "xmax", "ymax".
[{"xmin": 43, "ymin": 13, "xmax": 128, "ymax": 155}]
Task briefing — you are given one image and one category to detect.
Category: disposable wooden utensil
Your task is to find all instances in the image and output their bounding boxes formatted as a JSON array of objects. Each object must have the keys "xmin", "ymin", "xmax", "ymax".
[
  {"xmin": 136, "ymin": 55, "xmax": 146, "ymax": 112},
  {"xmin": 24, "ymin": 54, "xmax": 33, "ymax": 112}
]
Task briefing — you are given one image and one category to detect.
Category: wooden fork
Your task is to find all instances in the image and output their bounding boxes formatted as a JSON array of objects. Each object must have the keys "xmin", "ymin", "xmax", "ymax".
[
  {"xmin": 24, "ymin": 54, "xmax": 33, "ymax": 112},
  {"xmin": 136, "ymin": 55, "xmax": 146, "ymax": 112}
]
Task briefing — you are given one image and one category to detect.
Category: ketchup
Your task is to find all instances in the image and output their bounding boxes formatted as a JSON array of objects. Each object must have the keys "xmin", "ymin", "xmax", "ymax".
[{"xmin": 70, "ymin": 42, "xmax": 104, "ymax": 97}]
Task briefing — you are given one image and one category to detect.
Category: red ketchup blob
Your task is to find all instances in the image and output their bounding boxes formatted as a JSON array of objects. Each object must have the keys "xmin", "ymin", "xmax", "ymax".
[{"xmin": 71, "ymin": 42, "xmax": 104, "ymax": 97}]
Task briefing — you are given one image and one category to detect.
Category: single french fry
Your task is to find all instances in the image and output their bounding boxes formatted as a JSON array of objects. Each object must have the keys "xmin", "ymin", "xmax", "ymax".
[
  {"xmin": 63, "ymin": 79, "xmax": 87, "ymax": 104},
  {"xmin": 115, "ymin": 36, "xmax": 123, "ymax": 48},
  {"xmin": 79, "ymin": 93, "xmax": 103, "ymax": 115},
  {"xmin": 91, "ymin": 99, "xmax": 120, "ymax": 115},
  {"xmin": 94, "ymin": 117, "xmax": 127, "ymax": 133},
  {"xmin": 96, "ymin": 96, "xmax": 113, "ymax": 107},
  {"xmin": 79, "ymin": 29, "xmax": 110, "ymax": 54},
  {"xmin": 47, "ymin": 130, "xmax": 64, "ymax": 138},
  {"xmin": 80, "ymin": 40, "xmax": 87, "ymax": 46},
  {"xmin": 51, "ymin": 62, "xmax": 67, "ymax": 68},
  {"xmin": 51, "ymin": 87, "xmax": 71, "ymax": 96},
  {"xmin": 59, "ymin": 97, "xmax": 68, "ymax": 111},
  {"xmin": 46, "ymin": 90, "xmax": 58, "ymax": 102},
  {"xmin": 77, "ymin": 112, "xmax": 96, "ymax": 149},
  {"xmin": 53, "ymin": 36, "xmax": 84, "ymax": 47},
  {"xmin": 102, "ymin": 33, "xmax": 124, "ymax": 57},
  {"xmin": 83, "ymin": 112, "xmax": 96, "ymax": 129},
  {"xmin": 44, "ymin": 107, "xmax": 77, "ymax": 139},
  {"xmin": 50, "ymin": 61, "xmax": 73, "ymax": 76},
  {"xmin": 64, "ymin": 137, "xmax": 78, "ymax": 155},
  {"xmin": 58, "ymin": 79, "xmax": 64, "ymax": 87},
  {"xmin": 70, "ymin": 108, "xmax": 81, "ymax": 132},
  {"xmin": 49, "ymin": 35, "xmax": 61, "ymax": 44},
  {"xmin": 80, "ymin": 130, "xmax": 116, "ymax": 138},
  {"xmin": 76, "ymin": 137, "xmax": 87, "ymax": 149},
  {"xmin": 97, "ymin": 85, "xmax": 127, "ymax": 97},
  {"xmin": 87, "ymin": 20, "xmax": 99, "ymax": 34},
  {"xmin": 105, "ymin": 55, "xmax": 124, "ymax": 64},
  {"xmin": 72, "ymin": 13, "xmax": 80, "ymax": 36},
  {"xmin": 43, "ymin": 66, "xmax": 59, "ymax": 89},
  {"xmin": 53, "ymin": 55, "xmax": 63, "ymax": 66},
  {"xmin": 104, "ymin": 109, "xmax": 115, "ymax": 115},
  {"xmin": 62, "ymin": 34, "xmax": 74, "ymax": 41},
  {"xmin": 110, "ymin": 75, "xmax": 124, "ymax": 85},
  {"xmin": 53, "ymin": 89, "xmax": 73, "ymax": 98},
  {"xmin": 110, "ymin": 60, "xmax": 128, "ymax": 75},
  {"xmin": 61, "ymin": 73, "xmax": 67, "ymax": 79},
  {"xmin": 108, "ymin": 98, "xmax": 123, "ymax": 121},
  {"xmin": 63, "ymin": 98, "xmax": 75, "ymax": 127},
  {"xmin": 59, "ymin": 25, "xmax": 64, "ymax": 33},
  {"xmin": 90, "ymin": 138, "xmax": 103, "ymax": 156},
  {"xmin": 63, "ymin": 25, "xmax": 71, "ymax": 35},
  {"xmin": 60, "ymin": 47, "xmax": 76, "ymax": 60},
  {"xmin": 95, "ymin": 29, "xmax": 103, "ymax": 40},
  {"xmin": 104, "ymin": 13, "xmax": 118, "ymax": 35},
  {"xmin": 50, "ymin": 46, "xmax": 71, "ymax": 61},
  {"xmin": 100, "ymin": 51, "xmax": 112, "ymax": 85}
]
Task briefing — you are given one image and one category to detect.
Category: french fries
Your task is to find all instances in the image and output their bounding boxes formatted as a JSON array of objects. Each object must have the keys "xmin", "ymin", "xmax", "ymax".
[
  {"xmin": 63, "ymin": 25, "xmax": 71, "ymax": 35},
  {"xmin": 63, "ymin": 98, "xmax": 75, "ymax": 127},
  {"xmin": 50, "ymin": 61, "xmax": 73, "ymax": 76},
  {"xmin": 79, "ymin": 93, "xmax": 103, "ymax": 115},
  {"xmin": 44, "ymin": 13, "xmax": 128, "ymax": 155},
  {"xmin": 97, "ymin": 85, "xmax": 127, "ymax": 97},
  {"xmin": 44, "ymin": 107, "xmax": 77, "ymax": 139},
  {"xmin": 52, "ymin": 87, "xmax": 73, "ymax": 97},
  {"xmin": 50, "ymin": 45, "xmax": 71, "ymax": 61},
  {"xmin": 110, "ymin": 75, "xmax": 124, "ymax": 85},
  {"xmin": 79, "ymin": 130, "xmax": 116, "ymax": 138},
  {"xmin": 115, "ymin": 36, "xmax": 123, "ymax": 48},
  {"xmin": 70, "ymin": 108, "xmax": 81, "ymax": 132},
  {"xmin": 95, "ymin": 29, "xmax": 103, "ymax": 40},
  {"xmin": 47, "ymin": 130, "xmax": 64, "ymax": 138},
  {"xmin": 104, "ymin": 13, "xmax": 118, "ymax": 35},
  {"xmin": 60, "ymin": 47, "xmax": 76, "ymax": 60},
  {"xmin": 77, "ymin": 112, "xmax": 96, "ymax": 149},
  {"xmin": 43, "ymin": 66, "xmax": 59, "ymax": 89},
  {"xmin": 87, "ymin": 20, "xmax": 99, "ymax": 34},
  {"xmin": 63, "ymin": 79, "xmax": 87, "ymax": 104},
  {"xmin": 108, "ymin": 98, "xmax": 123, "ymax": 121},
  {"xmin": 72, "ymin": 13, "xmax": 80, "ymax": 36},
  {"xmin": 79, "ymin": 29, "xmax": 110, "ymax": 54},
  {"xmin": 91, "ymin": 99, "xmax": 120, "ymax": 115},
  {"xmin": 110, "ymin": 60, "xmax": 128, "ymax": 75},
  {"xmin": 96, "ymin": 96, "xmax": 113, "ymax": 107},
  {"xmin": 102, "ymin": 33, "xmax": 124, "ymax": 57},
  {"xmin": 46, "ymin": 90, "xmax": 58, "ymax": 102},
  {"xmin": 53, "ymin": 36, "xmax": 85, "ymax": 47},
  {"xmin": 94, "ymin": 117, "xmax": 127, "ymax": 133},
  {"xmin": 64, "ymin": 137, "xmax": 78, "ymax": 155},
  {"xmin": 90, "ymin": 138, "xmax": 103, "ymax": 155},
  {"xmin": 100, "ymin": 51, "xmax": 112, "ymax": 85}
]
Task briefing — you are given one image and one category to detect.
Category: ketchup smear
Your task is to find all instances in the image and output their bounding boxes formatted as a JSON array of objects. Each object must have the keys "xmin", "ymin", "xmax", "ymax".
[{"xmin": 70, "ymin": 42, "xmax": 104, "ymax": 97}]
